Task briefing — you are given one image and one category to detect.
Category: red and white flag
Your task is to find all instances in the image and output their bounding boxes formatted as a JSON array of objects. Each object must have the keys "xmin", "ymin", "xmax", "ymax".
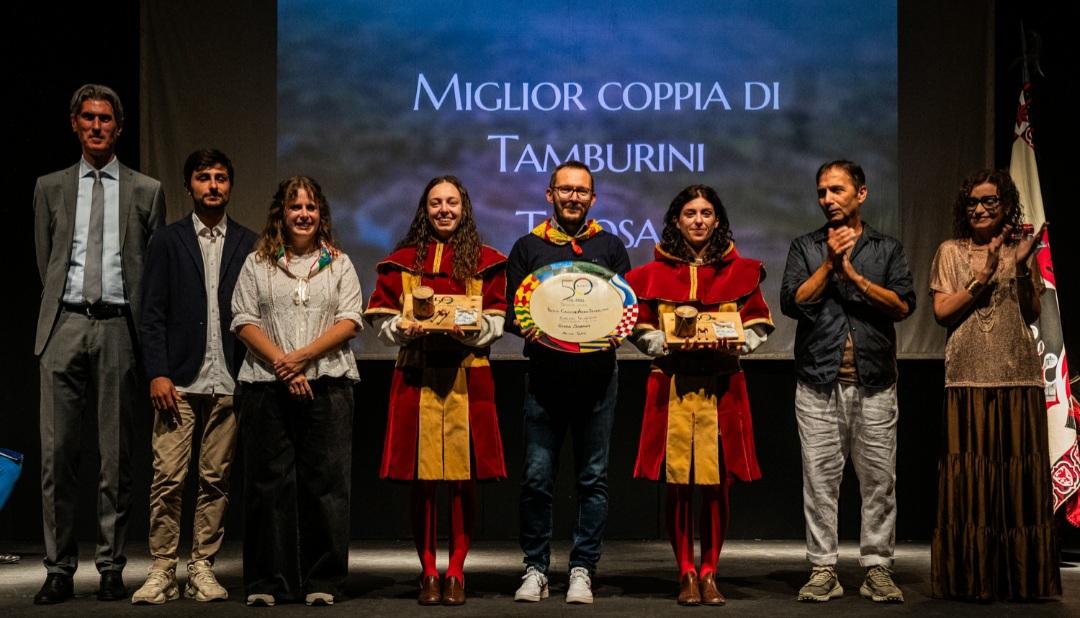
[{"xmin": 1010, "ymin": 82, "xmax": 1080, "ymax": 525}]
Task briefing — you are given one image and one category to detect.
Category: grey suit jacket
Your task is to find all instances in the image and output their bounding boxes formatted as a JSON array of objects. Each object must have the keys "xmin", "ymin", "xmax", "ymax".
[{"xmin": 33, "ymin": 161, "xmax": 166, "ymax": 356}]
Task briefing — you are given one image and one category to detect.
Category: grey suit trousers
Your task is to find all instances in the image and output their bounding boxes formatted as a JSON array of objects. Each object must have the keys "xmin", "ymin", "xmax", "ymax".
[{"xmin": 39, "ymin": 309, "xmax": 138, "ymax": 575}]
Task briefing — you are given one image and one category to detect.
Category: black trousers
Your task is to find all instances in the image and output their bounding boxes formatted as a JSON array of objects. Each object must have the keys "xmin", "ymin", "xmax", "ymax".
[{"xmin": 240, "ymin": 378, "xmax": 354, "ymax": 600}]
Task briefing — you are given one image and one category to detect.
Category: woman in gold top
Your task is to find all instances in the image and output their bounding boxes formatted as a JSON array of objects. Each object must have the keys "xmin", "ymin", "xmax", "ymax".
[{"xmin": 929, "ymin": 169, "xmax": 1058, "ymax": 601}]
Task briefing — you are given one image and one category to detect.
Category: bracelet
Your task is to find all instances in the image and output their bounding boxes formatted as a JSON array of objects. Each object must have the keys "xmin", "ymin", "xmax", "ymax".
[
  {"xmin": 861, "ymin": 279, "xmax": 872, "ymax": 294},
  {"xmin": 964, "ymin": 277, "xmax": 985, "ymax": 296}
]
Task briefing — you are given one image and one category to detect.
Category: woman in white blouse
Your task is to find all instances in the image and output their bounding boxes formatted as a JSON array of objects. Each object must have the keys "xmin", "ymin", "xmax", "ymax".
[{"xmin": 230, "ymin": 176, "xmax": 363, "ymax": 607}]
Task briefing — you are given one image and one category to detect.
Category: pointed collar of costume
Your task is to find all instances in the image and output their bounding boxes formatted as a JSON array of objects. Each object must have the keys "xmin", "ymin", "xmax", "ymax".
[
  {"xmin": 653, "ymin": 241, "xmax": 735, "ymax": 266},
  {"xmin": 531, "ymin": 217, "xmax": 604, "ymax": 255}
]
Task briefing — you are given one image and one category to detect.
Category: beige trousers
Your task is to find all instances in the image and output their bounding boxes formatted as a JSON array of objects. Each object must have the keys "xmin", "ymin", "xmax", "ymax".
[{"xmin": 147, "ymin": 393, "xmax": 238, "ymax": 571}]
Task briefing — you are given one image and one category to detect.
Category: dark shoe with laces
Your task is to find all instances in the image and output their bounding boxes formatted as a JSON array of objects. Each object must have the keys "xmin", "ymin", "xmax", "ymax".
[
  {"xmin": 97, "ymin": 571, "xmax": 127, "ymax": 601},
  {"xmin": 33, "ymin": 573, "xmax": 74, "ymax": 605}
]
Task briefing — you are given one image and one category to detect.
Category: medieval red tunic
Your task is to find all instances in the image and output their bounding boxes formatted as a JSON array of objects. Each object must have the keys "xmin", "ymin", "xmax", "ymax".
[
  {"xmin": 365, "ymin": 241, "xmax": 508, "ymax": 481},
  {"xmin": 625, "ymin": 244, "xmax": 773, "ymax": 485}
]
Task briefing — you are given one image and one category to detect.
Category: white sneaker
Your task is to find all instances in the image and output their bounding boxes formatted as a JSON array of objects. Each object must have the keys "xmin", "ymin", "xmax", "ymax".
[
  {"xmin": 246, "ymin": 593, "xmax": 275, "ymax": 606},
  {"xmin": 131, "ymin": 569, "xmax": 179, "ymax": 605},
  {"xmin": 514, "ymin": 566, "xmax": 549, "ymax": 602},
  {"xmin": 185, "ymin": 559, "xmax": 227, "ymax": 601},
  {"xmin": 566, "ymin": 567, "xmax": 593, "ymax": 604},
  {"xmin": 305, "ymin": 592, "xmax": 334, "ymax": 606}
]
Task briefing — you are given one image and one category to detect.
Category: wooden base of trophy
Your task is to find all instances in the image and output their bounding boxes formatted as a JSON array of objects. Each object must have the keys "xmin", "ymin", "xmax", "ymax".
[
  {"xmin": 661, "ymin": 310, "xmax": 745, "ymax": 349},
  {"xmin": 403, "ymin": 293, "xmax": 483, "ymax": 332}
]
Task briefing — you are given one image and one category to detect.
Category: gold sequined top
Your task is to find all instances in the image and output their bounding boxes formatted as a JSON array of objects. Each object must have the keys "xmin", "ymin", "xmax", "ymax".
[{"xmin": 930, "ymin": 239, "xmax": 1043, "ymax": 387}]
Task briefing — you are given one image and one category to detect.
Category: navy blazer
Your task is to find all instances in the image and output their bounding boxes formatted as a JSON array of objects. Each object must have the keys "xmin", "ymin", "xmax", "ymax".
[{"xmin": 139, "ymin": 214, "xmax": 258, "ymax": 385}]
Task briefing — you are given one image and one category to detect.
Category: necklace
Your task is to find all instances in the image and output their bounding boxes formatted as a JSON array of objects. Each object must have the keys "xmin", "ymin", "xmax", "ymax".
[
  {"xmin": 280, "ymin": 245, "xmax": 332, "ymax": 305},
  {"xmin": 963, "ymin": 239, "xmax": 996, "ymax": 332}
]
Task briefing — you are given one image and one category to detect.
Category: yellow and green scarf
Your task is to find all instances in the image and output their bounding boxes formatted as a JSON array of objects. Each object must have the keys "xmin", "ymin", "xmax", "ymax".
[{"xmin": 531, "ymin": 218, "xmax": 604, "ymax": 256}]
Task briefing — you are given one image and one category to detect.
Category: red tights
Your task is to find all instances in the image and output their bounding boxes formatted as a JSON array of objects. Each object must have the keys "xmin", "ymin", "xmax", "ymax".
[
  {"xmin": 410, "ymin": 480, "xmax": 476, "ymax": 579},
  {"xmin": 665, "ymin": 480, "xmax": 730, "ymax": 577}
]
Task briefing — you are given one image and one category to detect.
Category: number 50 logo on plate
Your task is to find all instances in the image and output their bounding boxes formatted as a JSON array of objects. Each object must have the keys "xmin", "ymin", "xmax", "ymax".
[{"xmin": 514, "ymin": 261, "xmax": 638, "ymax": 353}]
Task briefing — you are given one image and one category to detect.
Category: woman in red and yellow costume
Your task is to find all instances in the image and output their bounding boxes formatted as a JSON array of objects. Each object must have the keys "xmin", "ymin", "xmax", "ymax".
[
  {"xmin": 364, "ymin": 176, "xmax": 507, "ymax": 606},
  {"xmin": 625, "ymin": 184, "xmax": 773, "ymax": 606}
]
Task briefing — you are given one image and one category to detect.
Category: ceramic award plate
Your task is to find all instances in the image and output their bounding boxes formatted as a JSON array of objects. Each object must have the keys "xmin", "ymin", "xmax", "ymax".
[{"xmin": 513, "ymin": 260, "xmax": 638, "ymax": 353}]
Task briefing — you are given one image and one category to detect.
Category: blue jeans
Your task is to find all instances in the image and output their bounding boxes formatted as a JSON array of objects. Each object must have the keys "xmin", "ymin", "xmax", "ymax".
[{"xmin": 519, "ymin": 355, "xmax": 618, "ymax": 575}]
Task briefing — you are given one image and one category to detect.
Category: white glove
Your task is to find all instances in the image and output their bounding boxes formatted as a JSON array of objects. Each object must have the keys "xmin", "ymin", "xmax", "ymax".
[{"xmin": 632, "ymin": 329, "xmax": 668, "ymax": 358}]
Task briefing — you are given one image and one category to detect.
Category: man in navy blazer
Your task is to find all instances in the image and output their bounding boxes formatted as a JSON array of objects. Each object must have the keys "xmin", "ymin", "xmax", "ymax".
[
  {"xmin": 132, "ymin": 149, "xmax": 256, "ymax": 605},
  {"xmin": 34, "ymin": 84, "xmax": 165, "ymax": 604}
]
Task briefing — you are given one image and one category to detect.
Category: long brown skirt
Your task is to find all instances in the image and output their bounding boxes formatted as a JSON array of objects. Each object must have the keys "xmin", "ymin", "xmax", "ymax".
[{"xmin": 931, "ymin": 386, "xmax": 1061, "ymax": 600}]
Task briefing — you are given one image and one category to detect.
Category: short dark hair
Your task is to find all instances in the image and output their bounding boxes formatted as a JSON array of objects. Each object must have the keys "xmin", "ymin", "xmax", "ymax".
[
  {"xmin": 183, "ymin": 149, "xmax": 234, "ymax": 190},
  {"xmin": 69, "ymin": 84, "xmax": 124, "ymax": 128},
  {"xmin": 549, "ymin": 160, "xmax": 594, "ymax": 191},
  {"xmin": 816, "ymin": 159, "xmax": 865, "ymax": 191}
]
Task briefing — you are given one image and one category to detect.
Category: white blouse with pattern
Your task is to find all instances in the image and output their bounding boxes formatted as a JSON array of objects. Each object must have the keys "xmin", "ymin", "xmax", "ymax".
[{"xmin": 231, "ymin": 248, "xmax": 363, "ymax": 383}]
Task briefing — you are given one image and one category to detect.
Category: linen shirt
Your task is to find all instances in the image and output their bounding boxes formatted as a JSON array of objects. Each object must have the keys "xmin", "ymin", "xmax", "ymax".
[
  {"xmin": 780, "ymin": 223, "xmax": 915, "ymax": 388},
  {"xmin": 231, "ymin": 249, "xmax": 363, "ymax": 383},
  {"xmin": 179, "ymin": 213, "xmax": 234, "ymax": 395}
]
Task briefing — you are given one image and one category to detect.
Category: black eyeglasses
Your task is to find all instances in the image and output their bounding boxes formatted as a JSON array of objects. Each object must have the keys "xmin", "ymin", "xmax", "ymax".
[
  {"xmin": 552, "ymin": 186, "xmax": 593, "ymax": 199},
  {"xmin": 964, "ymin": 195, "xmax": 1001, "ymax": 211}
]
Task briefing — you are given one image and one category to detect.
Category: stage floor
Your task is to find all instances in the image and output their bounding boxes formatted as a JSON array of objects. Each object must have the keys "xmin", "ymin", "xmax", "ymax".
[{"xmin": 0, "ymin": 540, "xmax": 1076, "ymax": 616}]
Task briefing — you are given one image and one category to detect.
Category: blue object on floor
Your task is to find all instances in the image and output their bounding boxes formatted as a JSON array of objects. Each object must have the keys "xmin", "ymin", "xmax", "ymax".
[{"xmin": 0, "ymin": 448, "xmax": 23, "ymax": 511}]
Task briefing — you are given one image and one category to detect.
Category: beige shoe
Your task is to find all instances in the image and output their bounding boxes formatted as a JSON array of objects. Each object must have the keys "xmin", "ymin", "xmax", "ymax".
[
  {"xmin": 860, "ymin": 565, "xmax": 904, "ymax": 603},
  {"xmin": 185, "ymin": 559, "xmax": 227, "ymax": 602},
  {"xmin": 797, "ymin": 566, "xmax": 843, "ymax": 602},
  {"xmin": 131, "ymin": 569, "xmax": 179, "ymax": 605}
]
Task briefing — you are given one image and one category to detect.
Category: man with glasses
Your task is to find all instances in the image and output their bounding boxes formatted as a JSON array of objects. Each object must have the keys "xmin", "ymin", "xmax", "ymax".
[
  {"xmin": 779, "ymin": 160, "xmax": 915, "ymax": 604},
  {"xmin": 506, "ymin": 161, "xmax": 630, "ymax": 604}
]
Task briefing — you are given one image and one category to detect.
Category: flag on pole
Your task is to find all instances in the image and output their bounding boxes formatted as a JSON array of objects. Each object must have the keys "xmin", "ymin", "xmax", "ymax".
[{"xmin": 1010, "ymin": 82, "xmax": 1080, "ymax": 526}]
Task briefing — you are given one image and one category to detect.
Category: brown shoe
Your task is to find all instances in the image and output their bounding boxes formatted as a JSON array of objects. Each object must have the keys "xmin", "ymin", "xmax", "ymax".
[
  {"xmin": 442, "ymin": 575, "xmax": 465, "ymax": 606},
  {"xmin": 699, "ymin": 571, "xmax": 726, "ymax": 606},
  {"xmin": 418, "ymin": 575, "xmax": 441, "ymax": 605},
  {"xmin": 677, "ymin": 571, "xmax": 701, "ymax": 605}
]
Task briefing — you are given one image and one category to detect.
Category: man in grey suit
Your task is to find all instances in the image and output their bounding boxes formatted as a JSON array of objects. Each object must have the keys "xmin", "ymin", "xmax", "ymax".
[{"xmin": 33, "ymin": 83, "xmax": 165, "ymax": 604}]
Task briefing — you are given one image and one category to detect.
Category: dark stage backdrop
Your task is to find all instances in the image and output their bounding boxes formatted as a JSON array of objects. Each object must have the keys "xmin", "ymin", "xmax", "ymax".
[{"xmin": 7, "ymin": 1, "xmax": 1078, "ymax": 548}]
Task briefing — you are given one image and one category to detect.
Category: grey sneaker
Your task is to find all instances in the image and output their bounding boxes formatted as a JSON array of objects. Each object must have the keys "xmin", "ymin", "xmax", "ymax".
[
  {"xmin": 797, "ymin": 566, "xmax": 843, "ymax": 602},
  {"xmin": 131, "ymin": 569, "xmax": 179, "ymax": 605},
  {"xmin": 566, "ymin": 567, "xmax": 593, "ymax": 604},
  {"xmin": 514, "ymin": 566, "xmax": 549, "ymax": 602},
  {"xmin": 185, "ymin": 559, "xmax": 227, "ymax": 602},
  {"xmin": 860, "ymin": 565, "xmax": 904, "ymax": 602}
]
